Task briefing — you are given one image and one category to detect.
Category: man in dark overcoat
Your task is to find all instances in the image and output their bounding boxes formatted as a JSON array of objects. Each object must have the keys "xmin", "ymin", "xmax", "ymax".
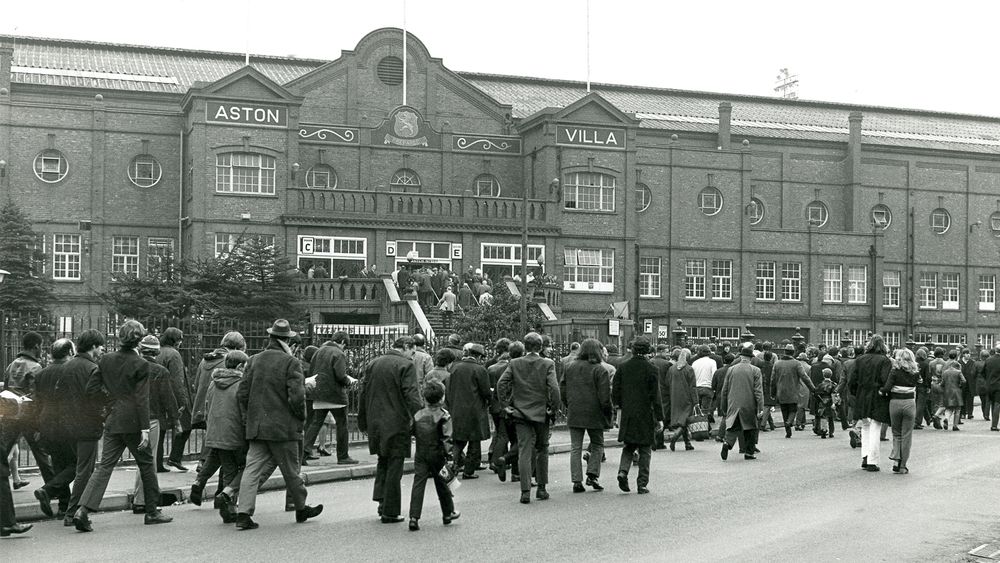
[
  {"xmin": 446, "ymin": 344, "xmax": 491, "ymax": 478},
  {"xmin": 234, "ymin": 319, "xmax": 322, "ymax": 530},
  {"xmin": 32, "ymin": 339, "xmax": 77, "ymax": 519},
  {"xmin": 304, "ymin": 331, "xmax": 358, "ymax": 464},
  {"xmin": 560, "ymin": 339, "xmax": 612, "ymax": 492},
  {"xmin": 359, "ymin": 336, "xmax": 423, "ymax": 523},
  {"xmin": 612, "ymin": 337, "xmax": 663, "ymax": 494},
  {"xmin": 720, "ymin": 343, "xmax": 765, "ymax": 461},
  {"xmin": 771, "ymin": 344, "xmax": 815, "ymax": 438}
]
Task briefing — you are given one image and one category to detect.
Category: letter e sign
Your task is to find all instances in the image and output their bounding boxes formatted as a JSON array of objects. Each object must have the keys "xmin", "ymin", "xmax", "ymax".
[{"xmin": 451, "ymin": 243, "xmax": 463, "ymax": 260}]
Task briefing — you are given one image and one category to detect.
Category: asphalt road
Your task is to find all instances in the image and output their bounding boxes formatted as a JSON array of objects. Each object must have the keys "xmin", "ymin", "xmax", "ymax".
[{"xmin": 4, "ymin": 418, "xmax": 998, "ymax": 562}]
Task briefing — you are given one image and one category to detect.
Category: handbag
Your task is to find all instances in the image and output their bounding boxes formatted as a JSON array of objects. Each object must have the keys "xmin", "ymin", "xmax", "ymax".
[{"xmin": 686, "ymin": 405, "xmax": 711, "ymax": 441}]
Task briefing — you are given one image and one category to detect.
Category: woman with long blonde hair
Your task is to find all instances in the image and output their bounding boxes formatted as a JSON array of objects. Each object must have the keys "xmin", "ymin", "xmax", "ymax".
[{"xmin": 879, "ymin": 348, "xmax": 919, "ymax": 474}]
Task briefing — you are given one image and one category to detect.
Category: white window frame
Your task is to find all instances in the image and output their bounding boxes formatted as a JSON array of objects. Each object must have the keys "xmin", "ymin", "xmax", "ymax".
[
  {"xmin": 990, "ymin": 212, "xmax": 1000, "ymax": 236},
  {"xmin": 919, "ymin": 273, "xmax": 938, "ymax": 309},
  {"xmin": 215, "ymin": 152, "xmax": 276, "ymax": 194},
  {"xmin": 978, "ymin": 334, "xmax": 996, "ymax": 350},
  {"xmin": 480, "ymin": 243, "xmax": 544, "ymax": 279},
  {"xmin": 111, "ymin": 235, "xmax": 140, "ymax": 276},
  {"xmin": 563, "ymin": 247, "xmax": 614, "ymax": 292},
  {"xmin": 823, "ymin": 264, "xmax": 842, "ymax": 303},
  {"xmin": 930, "ymin": 209, "xmax": 950, "ymax": 234},
  {"xmin": 635, "ymin": 184, "xmax": 652, "ymax": 213},
  {"xmin": 305, "ymin": 164, "xmax": 337, "ymax": 189},
  {"xmin": 807, "ymin": 202, "xmax": 829, "ymax": 227},
  {"xmin": 781, "ymin": 262, "xmax": 801, "ymax": 302},
  {"xmin": 639, "ymin": 257, "xmax": 661, "ymax": 298},
  {"xmin": 941, "ymin": 273, "xmax": 960, "ymax": 310},
  {"xmin": 215, "ymin": 233, "xmax": 275, "ymax": 258},
  {"xmin": 52, "ymin": 234, "xmax": 81, "ymax": 280},
  {"xmin": 749, "ymin": 198, "xmax": 764, "ymax": 225},
  {"xmin": 847, "ymin": 266, "xmax": 867, "ymax": 304},
  {"xmin": 711, "ymin": 259, "xmax": 732, "ymax": 300},
  {"xmin": 872, "ymin": 205, "xmax": 891, "ymax": 229},
  {"xmin": 979, "ymin": 274, "xmax": 996, "ymax": 312},
  {"xmin": 756, "ymin": 261, "xmax": 775, "ymax": 301},
  {"xmin": 474, "ymin": 174, "xmax": 501, "ymax": 198},
  {"xmin": 698, "ymin": 187, "xmax": 723, "ymax": 216},
  {"xmin": 821, "ymin": 329, "xmax": 840, "ymax": 348},
  {"xmin": 563, "ymin": 172, "xmax": 615, "ymax": 212},
  {"xmin": 147, "ymin": 237, "xmax": 174, "ymax": 278},
  {"xmin": 883, "ymin": 331, "xmax": 902, "ymax": 350},
  {"xmin": 883, "ymin": 271, "xmax": 901, "ymax": 308},
  {"xmin": 34, "ymin": 150, "xmax": 69, "ymax": 183},
  {"xmin": 685, "ymin": 259, "xmax": 706, "ymax": 299},
  {"xmin": 688, "ymin": 326, "xmax": 740, "ymax": 341},
  {"xmin": 390, "ymin": 169, "xmax": 421, "ymax": 192},
  {"xmin": 128, "ymin": 154, "xmax": 163, "ymax": 188}
]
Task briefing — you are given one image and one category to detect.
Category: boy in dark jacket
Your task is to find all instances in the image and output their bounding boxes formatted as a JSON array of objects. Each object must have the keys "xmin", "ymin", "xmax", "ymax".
[
  {"xmin": 814, "ymin": 368, "xmax": 836, "ymax": 439},
  {"xmin": 408, "ymin": 380, "xmax": 459, "ymax": 531}
]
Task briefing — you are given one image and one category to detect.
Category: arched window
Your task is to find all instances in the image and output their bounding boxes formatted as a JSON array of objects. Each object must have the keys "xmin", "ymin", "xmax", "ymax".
[
  {"xmin": 635, "ymin": 184, "xmax": 652, "ymax": 212},
  {"xmin": 216, "ymin": 152, "xmax": 276, "ymax": 194},
  {"xmin": 807, "ymin": 201, "xmax": 829, "ymax": 227},
  {"xmin": 390, "ymin": 168, "xmax": 421, "ymax": 192},
  {"xmin": 127, "ymin": 154, "xmax": 162, "ymax": 188},
  {"xmin": 305, "ymin": 164, "xmax": 338, "ymax": 189},
  {"xmin": 474, "ymin": 174, "xmax": 500, "ymax": 197},
  {"xmin": 33, "ymin": 149, "xmax": 69, "ymax": 183}
]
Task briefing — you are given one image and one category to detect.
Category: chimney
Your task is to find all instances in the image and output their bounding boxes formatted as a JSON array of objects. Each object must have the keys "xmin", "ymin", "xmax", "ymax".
[
  {"xmin": 845, "ymin": 111, "xmax": 864, "ymax": 231},
  {"xmin": 718, "ymin": 102, "xmax": 732, "ymax": 150}
]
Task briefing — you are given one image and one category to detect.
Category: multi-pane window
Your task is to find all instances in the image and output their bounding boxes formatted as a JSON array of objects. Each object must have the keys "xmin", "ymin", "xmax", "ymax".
[
  {"xmin": 871, "ymin": 204, "xmax": 891, "ymax": 229},
  {"xmin": 979, "ymin": 275, "xmax": 996, "ymax": 311},
  {"xmin": 479, "ymin": 243, "xmax": 544, "ymax": 280},
  {"xmin": 215, "ymin": 233, "xmax": 275, "ymax": 258},
  {"xmin": 687, "ymin": 327, "xmax": 740, "ymax": 341},
  {"xmin": 128, "ymin": 155, "xmax": 162, "ymax": 188},
  {"xmin": 34, "ymin": 149, "xmax": 69, "ymax": 183},
  {"xmin": 474, "ymin": 174, "xmax": 500, "ymax": 197},
  {"xmin": 216, "ymin": 152, "xmax": 276, "ymax": 194},
  {"xmin": 978, "ymin": 334, "xmax": 996, "ymax": 350},
  {"xmin": 941, "ymin": 273, "xmax": 960, "ymax": 310},
  {"xmin": 883, "ymin": 331, "xmax": 902, "ymax": 350},
  {"xmin": 883, "ymin": 271, "xmax": 901, "ymax": 308},
  {"xmin": 807, "ymin": 201, "xmax": 829, "ymax": 227},
  {"xmin": 563, "ymin": 248, "xmax": 614, "ymax": 292},
  {"xmin": 711, "ymin": 260, "xmax": 732, "ymax": 300},
  {"xmin": 919, "ymin": 273, "xmax": 938, "ymax": 309},
  {"xmin": 563, "ymin": 172, "xmax": 615, "ymax": 212},
  {"xmin": 52, "ymin": 234, "xmax": 81, "ymax": 280},
  {"xmin": 635, "ymin": 184, "xmax": 652, "ymax": 212},
  {"xmin": 32, "ymin": 236, "xmax": 47, "ymax": 277},
  {"xmin": 847, "ymin": 266, "xmax": 867, "ymax": 304},
  {"xmin": 111, "ymin": 236, "xmax": 139, "ymax": 276},
  {"xmin": 781, "ymin": 262, "xmax": 801, "ymax": 302},
  {"xmin": 639, "ymin": 257, "xmax": 660, "ymax": 298},
  {"xmin": 390, "ymin": 169, "xmax": 421, "ymax": 192},
  {"xmin": 305, "ymin": 164, "xmax": 337, "ymax": 189},
  {"xmin": 823, "ymin": 265, "xmax": 842, "ymax": 302},
  {"xmin": 698, "ymin": 187, "xmax": 723, "ymax": 216},
  {"xmin": 821, "ymin": 329, "xmax": 840, "ymax": 348},
  {"xmin": 748, "ymin": 198, "xmax": 765, "ymax": 225},
  {"xmin": 148, "ymin": 237, "xmax": 174, "ymax": 279},
  {"xmin": 755, "ymin": 261, "xmax": 775, "ymax": 301},
  {"xmin": 930, "ymin": 208, "xmax": 951, "ymax": 234},
  {"xmin": 685, "ymin": 259, "xmax": 706, "ymax": 299}
]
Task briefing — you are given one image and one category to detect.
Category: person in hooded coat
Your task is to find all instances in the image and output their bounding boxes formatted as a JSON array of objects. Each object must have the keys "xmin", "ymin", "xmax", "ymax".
[
  {"xmin": 719, "ymin": 343, "xmax": 765, "ymax": 461},
  {"xmin": 660, "ymin": 348, "xmax": 698, "ymax": 451}
]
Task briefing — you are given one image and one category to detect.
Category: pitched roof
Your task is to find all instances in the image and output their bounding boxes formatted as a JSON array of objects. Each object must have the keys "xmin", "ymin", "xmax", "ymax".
[{"xmin": 4, "ymin": 34, "xmax": 1000, "ymax": 154}]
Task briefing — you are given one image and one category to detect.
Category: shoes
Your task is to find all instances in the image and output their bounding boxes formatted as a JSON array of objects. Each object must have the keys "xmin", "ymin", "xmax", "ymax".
[
  {"xmin": 511, "ymin": 474, "xmax": 520, "ymax": 483},
  {"xmin": 913, "ymin": 425, "xmax": 924, "ymax": 430},
  {"xmin": 849, "ymin": 430, "xmax": 861, "ymax": 449},
  {"xmin": 992, "ymin": 428, "xmax": 999, "ymax": 432},
  {"xmin": 753, "ymin": 447, "xmax": 761, "ymax": 453},
  {"xmin": 337, "ymin": 457, "xmax": 360, "ymax": 465},
  {"xmin": 409, "ymin": 518, "xmax": 419, "ymax": 531},
  {"xmin": 572, "ymin": 482, "xmax": 585, "ymax": 493},
  {"xmin": 898, "ymin": 466, "xmax": 909, "ymax": 474},
  {"xmin": 952, "ymin": 427, "xmax": 960, "ymax": 432},
  {"xmin": 377, "ymin": 503, "xmax": 383, "ymax": 517},
  {"xmin": 304, "ymin": 452, "xmax": 320, "ymax": 461},
  {"xmin": 461, "ymin": 473, "xmax": 478, "ymax": 480},
  {"xmin": 33, "ymin": 488, "xmax": 53, "ymax": 518},
  {"xmin": 892, "ymin": 464, "xmax": 900, "ymax": 473},
  {"xmin": 785, "ymin": 426, "xmax": 792, "ymax": 438},
  {"xmin": 744, "ymin": 454, "xmax": 757, "ymax": 460},
  {"xmin": 144, "ymin": 510, "xmax": 173, "ymax": 525},
  {"xmin": 443, "ymin": 511, "xmax": 460, "ymax": 525},
  {"xmin": 864, "ymin": 465, "xmax": 880, "ymax": 472},
  {"xmin": 879, "ymin": 438, "xmax": 889, "ymax": 442},
  {"xmin": 943, "ymin": 419, "xmax": 949, "ymax": 430},
  {"xmin": 0, "ymin": 523, "xmax": 32, "ymax": 537},
  {"xmin": 721, "ymin": 443, "xmax": 731, "ymax": 461},
  {"xmin": 12, "ymin": 480, "xmax": 29, "ymax": 490},
  {"xmin": 189, "ymin": 482, "xmax": 203, "ymax": 506},
  {"xmin": 668, "ymin": 440, "xmax": 676, "ymax": 452},
  {"xmin": 166, "ymin": 460, "xmax": 189, "ymax": 472},
  {"xmin": 685, "ymin": 444, "xmax": 695, "ymax": 451},
  {"xmin": 637, "ymin": 486, "xmax": 650, "ymax": 494},
  {"xmin": 73, "ymin": 510, "xmax": 92, "ymax": 532},
  {"xmin": 317, "ymin": 447, "xmax": 333, "ymax": 457},
  {"xmin": 617, "ymin": 472, "xmax": 630, "ymax": 492},
  {"xmin": 218, "ymin": 492, "xmax": 236, "ymax": 523},
  {"xmin": 156, "ymin": 466, "xmax": 170, "ymax": 473},
  {"xmin": 586, "ymin": 475, "xmax": 603, "ymax": 491},
  {"xmin": 861, "ymin": 456, "xmax": 868, "ymax": 469},
  {"xmin": 235, "ymin": 513, "xmax": 259, "ymax": 530},
  {"xmin": 63, "ymin": 515, "xmax": 75, "ymax": 527},
  {"xmin": 295, "ymin": 504, "xmax": 323, "ymax": 523},
  {"xmin": 380, "ymin": 515, "xmax": 405, "ymax": 524},
  {"xmin": 535, "ymin": 486, "xmax": 550, "ymax": 500},
  {"xmin": 301, "ymin": 459, "xmax": 311, "ymax": 466},
  {"xmin": 495, "ymin": 459, "xmax": 507, "ymax": 482},
  {"xmin": 829, "ymin": 433, "xmax": 835, "ymax": 439},
  {"xmin": 520, "ymin": 491, "xmax": 530, "ymax": 504},
  {"xmin": 132, "ymin": 504, "xmax": 146, "ymax": 515}
]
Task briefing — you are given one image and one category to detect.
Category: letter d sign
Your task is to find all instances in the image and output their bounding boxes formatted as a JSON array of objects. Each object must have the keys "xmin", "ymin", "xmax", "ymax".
[{"xmin": 386, "ymin": 241, "xmax": 396, "ymax": 257}]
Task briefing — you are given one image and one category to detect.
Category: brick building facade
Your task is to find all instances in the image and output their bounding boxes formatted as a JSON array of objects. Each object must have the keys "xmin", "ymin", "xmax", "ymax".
[{"xmin": 3, "ymin": 28, "xmax": 1000, "ymax": 347}]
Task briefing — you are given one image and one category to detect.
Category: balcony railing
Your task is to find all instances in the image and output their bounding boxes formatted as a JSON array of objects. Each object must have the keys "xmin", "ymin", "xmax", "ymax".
[{"xmin": 296, "ymin": 277, "xmax": 382, "ymax": 305}]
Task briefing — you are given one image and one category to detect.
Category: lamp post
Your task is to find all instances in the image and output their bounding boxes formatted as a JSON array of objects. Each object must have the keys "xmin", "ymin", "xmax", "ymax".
[
  {"xmin": 0, "ymin": 269, "xmax": 8, "ymax": 370},
  {"xmin": 519, "ymin": 174, "xmax": 559, "ymax": 337}
]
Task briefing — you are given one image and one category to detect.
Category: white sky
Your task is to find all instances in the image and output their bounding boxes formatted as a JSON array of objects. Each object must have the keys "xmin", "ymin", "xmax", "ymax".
[{"xmin": 5, "ymin": 0, "xmax": 999, "ymax": 116}]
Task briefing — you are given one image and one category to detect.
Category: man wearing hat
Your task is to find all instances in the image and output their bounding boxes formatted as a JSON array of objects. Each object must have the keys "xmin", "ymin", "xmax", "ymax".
[
  {"xmin": 132, "ymin": 335, "xmax": 180, "ymax": 514},
  {"xmin": 234, "ymin": 319, "xmax": 322, "ymax": 530},
  {"xmin": 73, "ymin": 320, "xmax": 173, "ymax": 532},
  {"xmin": 719, "ymin": 343, "xmax": 765, "ymax": 460},
  {"xmin": 611, "ymin": 337, "xmax": 662, "ymax": 494},
  {"xmin": 446, "ymin": 343, "xmax": 492, "ymax": 479},
  {"xmin": 771, "ymin": 344, "xmax": 815, "ymax": 438}
]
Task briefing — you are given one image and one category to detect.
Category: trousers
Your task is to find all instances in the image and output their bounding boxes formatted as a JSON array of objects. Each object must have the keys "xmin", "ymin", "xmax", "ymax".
[
  {"xmin": 490, "ymin": 417, "xmax": 519, "ymax": 476},
  {"xmin": 66, "ymin": 440, "xmax": 99, "ymax": 515},
  {"xmin": 859, "ymin": 418, "xmax": 882, "ymax": 467},
  {"xmin": 408, "ymin": 456, "xmax": 453, "ymax": 520},
  {"xmin": 134, "ymin": 419, "xmax": 160, "ymax": 506},
  {"xmin": 888, "ymin": 399, "xmax": 915, "ymax": 469},
  {"xmin": 41, "ymin": 437, "xmax": 76, "ymax": 507},
  {"xmin": 515, "ymin": 420, "xmax": 549, "ymax": 492},
  {"xmin": 373, "ymin": 455, "xmax": 405, "ymax": 517},
  {"xmin": 303, "ymin": 407, "xmax": 350, "ymax": 460},
  {"xmin": 452, "ymin": 439, "xmax": 481, "ymax": 477},
  {"xmin": 569, "ymin": 427, "xmax": 603, "ymax": 482},
  {"xmin": 617, "ymin": 443, "xmax": 651, "ymax": 487},
  {"xmin": 237, "ymin": 440, "xmax": 306, "ymax": 516},
  {"xmin": 80, "ymin": 431, "xmax": 160, "ymax": 515},
  {"xmin": 0, "ymin": 417, "xmax": 55, "ymax": 483}
]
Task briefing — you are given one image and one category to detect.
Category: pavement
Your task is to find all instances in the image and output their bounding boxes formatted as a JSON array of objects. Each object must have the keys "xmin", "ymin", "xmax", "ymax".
[{"xmin": 4, "ymin": 412, "xmax": 1000, "ymax": 562}]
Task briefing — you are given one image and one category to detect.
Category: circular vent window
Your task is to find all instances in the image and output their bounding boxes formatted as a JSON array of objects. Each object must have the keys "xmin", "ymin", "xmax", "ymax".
[{"xmin": 377, "ymin": 56, "xmax": 404, "ymax": 86}]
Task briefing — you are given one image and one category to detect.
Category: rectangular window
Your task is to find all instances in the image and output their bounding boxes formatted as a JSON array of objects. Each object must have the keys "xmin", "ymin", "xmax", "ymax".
[
  {"xmin": 685, "ymin": 259, "xmax": 706, "ymax": 299},
  {"xmin": 846, "ymin": 329, "xmax": 868, "ymax": 347},
  {"xmin": 919, "ymin": 273, "xmax": 937, "ymax": 309},
  {"xmin": 781, "ymin": 262, "xmax": 801, "ymax": 302},
  {"xmin": 941, "ymin": 273, "xmax": 959, "ymax": 310},
  {"xmin": 396, "ymin": 240, "xmax": 451, "ymax": 262},
  {"xmin": 563, "ymin": 248, "xmax": 614, "ymax": 292},
  {"xmin": 978, "ymin": 334, "xmax": 996, "ymax": 350},
  {"xmin": 639, "ymin": 257, "xmax": 661, "ymax": 298},
  {"xmin": 147, "ymin": 237, "xmax": 174, "ymax": 279},
  {"xmin": 58, "ymin": 316, "xmax": 73, "ymax": 334},
  {"xmin": 215, "ymin": 233, "xmax": 275, "ymax": 258},
  {"xmin": 52, "ymin": 234, "xmax": 81, "ymax": 280},
  {"xmin": 823, "ymin": 264, "xmax": 842, "ymax": 303},
  {"xmin": 480, "ymin": 243, "xmax": 545, "ymax": 280},
  {"xmin": 883, "ymin": 331, "xmax": 901, "ymax": 350},
  {"xmin": 883, "ymin": 271, "xmax": 900, "ymax": 308},
  {"xmin": 755, "ymin": 261, "xmax": 775, "ymax": 301},
  {"xmin": 298, "ymin": 235, "xmax": 367, "ymax": 278},
  {"xmin": 711, "ymin": 260, "xmax": 732, "ymax": 300},
  {"xmin": 563, "ymin": 172, "xmax": 615, "ymax": 212},
  {"xmin": 32, "ymin": 235, "xmax": 47, "ymax": 277},
  {"xmin": 687, "ymin": 327, "xmax": 741, "ymax": 341},
  {"xmin": 215, "ymin": 153, "xmax": 277, "ymax": 194},
  {"xmin": 111, "ymin": 236, "xmax": 140, "ymax": 276},
  {"xmin": 847, "ymin": 266, "xmax": 867, "ymax": 304},
  {"xmin": 979, "ymin": 275, "xmax": 996, "ymax": 311},
  {"xmin": 821, "ymin": 328, "xmax": 840, "ymax": 348}
]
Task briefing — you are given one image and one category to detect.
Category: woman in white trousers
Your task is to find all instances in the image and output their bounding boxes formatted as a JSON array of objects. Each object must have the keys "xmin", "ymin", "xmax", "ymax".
[{"xmin": 849, "ymin": 335, "xmax": 892, "ymax": 472}]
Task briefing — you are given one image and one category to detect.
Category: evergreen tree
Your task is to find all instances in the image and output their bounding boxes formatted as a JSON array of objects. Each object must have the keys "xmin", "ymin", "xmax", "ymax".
[
  {"xmin": 0, "ymin": 200, "xmax": 55, "ymax": 319},
  {"xmin": 453, "ymin": 290, "xmax": 545, "ymax": 344}
]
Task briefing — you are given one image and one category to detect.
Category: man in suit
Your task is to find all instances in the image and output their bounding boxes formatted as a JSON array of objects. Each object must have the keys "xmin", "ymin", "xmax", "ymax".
[
  {"xmin": 359, "ymin": 336, "xmax": 423, "ymax": 523},
  {"xmin": 303, "ymin": 331, "xmax": 359, "ymax": 465},
  {"xmin": 497, "ymin": 333, "xmax": 560, "ymax": 504},
  {"xmin": 234, "ymin": 319, "xmax": 322, "ymax": 530},
  {"xmin": 73, "ymin": 321, "xmax": 173, "ymax": 532}
]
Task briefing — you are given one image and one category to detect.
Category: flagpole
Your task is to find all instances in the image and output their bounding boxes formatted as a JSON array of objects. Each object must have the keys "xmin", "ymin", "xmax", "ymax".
[
  {"xmin": 586, "ymin": 0, "xmax": 591, "ymax": 93},
  {"xmin": 244, "ymin": 0, "xmax": 251, "ymax": 66},
  {"xmin": 402, "ymin": 0, "xmax": 408, "ymax": 106}
]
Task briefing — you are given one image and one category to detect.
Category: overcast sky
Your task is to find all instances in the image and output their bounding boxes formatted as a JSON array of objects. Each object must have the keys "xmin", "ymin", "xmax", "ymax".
[{"xmin": 5, "ymin": 0, "xmax": 999, "ymax": 117}]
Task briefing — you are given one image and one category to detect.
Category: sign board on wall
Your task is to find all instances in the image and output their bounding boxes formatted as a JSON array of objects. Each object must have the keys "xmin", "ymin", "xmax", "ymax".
[
  {"xmin": 386, "ymin": 241, "xmax": 397, "ymax": 257},
  {"xmin": 206, "ymin": 101, "xmax": 288, "ymax": 127},
  {"xmin": 657, "ymin": 326, "xmax": 671, "ymax": 339},
  {"xmin": 299, "ymin": 237, "xmax": 315, "ymax": 254},
  {"xmin": 452, "ymin": 243, "xmax": 463, "ymax": 260},
  {"xmin": 557, "ymin": 124, "xmax": 626, "ymax": 149},
  {"xmin": 371, "ymin": 106, "xmax": 442, "ymax": 149},
  {"xmin": 608, "ymin": 319, "xmax": 621, "ymax": 337}
]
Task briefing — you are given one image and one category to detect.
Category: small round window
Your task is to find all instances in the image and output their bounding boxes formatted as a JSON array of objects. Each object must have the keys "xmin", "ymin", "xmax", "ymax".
[
  {"xmin": 930, "ymin": 208, "xmax": 950, "ymax": 234},
  {"xmin": 698, "ymin": 187, "xmax": 723, "ymax": 216},
  {"xmin": 306, "ymin": 164, "xmax": 337, "ymax": 189},
  {"xmin": 806, "ymin": 201, "xmax": 828, "ymax": 227},
  {"xmin": 474, "ymin": 174, "xmax": 500, "ymax": 197},
  {"xmin": 748, "ymin": 198, "xmax": 764, "ymax": 225},
  {"xmin": 33, "ymin": 149, "xmax": 69, "ymax": 183},
  {"xmin": 635, "ymin": 183, "xmax": 652, "ymax": 212},
  {"xmin": 377, "ymin": 56, "xmax": 404, "ymax": 86},
  {"xmin": 990, "ymin": 212, "xmax": 1000, "ymax": 237},
  {"xmin": 871, "ymin": 204, "xmax": 891, "ymax": 230},
  {"xmin": 127, "ymin": 154, "xmax": 162, "ymax": 188}
]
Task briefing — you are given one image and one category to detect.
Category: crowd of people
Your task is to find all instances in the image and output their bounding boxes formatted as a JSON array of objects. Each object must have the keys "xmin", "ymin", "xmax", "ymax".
[{"xmin": 3, "ymin": 319, "xmax": 999, "ymax": 537}]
